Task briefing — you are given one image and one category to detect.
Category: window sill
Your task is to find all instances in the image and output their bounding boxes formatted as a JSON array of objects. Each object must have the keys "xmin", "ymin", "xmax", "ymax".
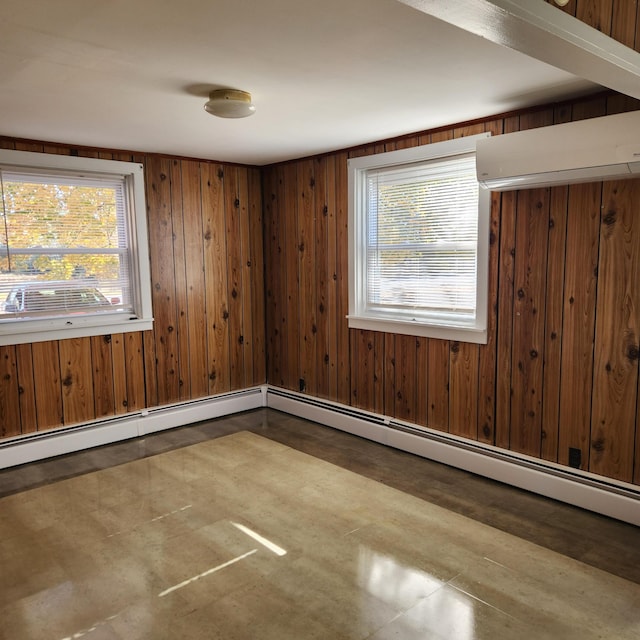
[
  {"xmin": 0, "ymin": 315, "xmax": 154, "ymax": 346},
  {"xmin": 347, "ymin": 314, "xmax": 487, "ymax": 344}
]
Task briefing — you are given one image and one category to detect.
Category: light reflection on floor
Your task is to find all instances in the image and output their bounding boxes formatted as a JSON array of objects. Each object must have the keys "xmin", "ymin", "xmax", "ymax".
[{"xmin": 358, "ymin": 547, "xmax": 474, "ymax": 639}]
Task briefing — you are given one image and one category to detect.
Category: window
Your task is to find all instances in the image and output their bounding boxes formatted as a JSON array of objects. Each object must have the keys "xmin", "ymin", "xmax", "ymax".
[
  {"xmin": 0, "ymin": 149, "xmax": 153, "ymax": 345},
  {"xmin": 348, "ymin": 134, "xmax": 490, "ymax": 344}
]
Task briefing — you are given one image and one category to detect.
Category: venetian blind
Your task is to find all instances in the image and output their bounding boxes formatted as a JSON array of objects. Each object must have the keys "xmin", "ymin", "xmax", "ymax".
[
  {"xmin": 0, "ymin": 168, "xmax": 133, "ymax": 318},
  {"xmin": 365, "ymin": 155, "xmax": 479, "ymax": 318}
]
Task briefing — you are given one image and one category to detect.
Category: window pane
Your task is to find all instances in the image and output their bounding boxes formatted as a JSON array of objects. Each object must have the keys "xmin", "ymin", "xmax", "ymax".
[
  {"xmin": 366, "ymin": 156, "xmax": 478, "ymax": 315},
  {"xmin": 0, "ymin": 172, "xmax": 132, "ymax": 318}
]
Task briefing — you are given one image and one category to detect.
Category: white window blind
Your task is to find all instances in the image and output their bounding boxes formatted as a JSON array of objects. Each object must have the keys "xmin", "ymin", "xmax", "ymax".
[
  {"xmin": 366, "ymin": 156, "xmax": 478, "ymax": 318},
  {"xmin": 0, "ymin": 170, "xmax": 132, "ymax": 318},
  {"xmin": 348, "ymin": 134, "xmax": 490, "ymax": 343}
]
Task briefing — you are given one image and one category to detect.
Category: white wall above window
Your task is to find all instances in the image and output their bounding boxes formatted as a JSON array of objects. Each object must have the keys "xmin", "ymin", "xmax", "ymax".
[
  {"xmin": 348, "ymin": 134, "xmax": 490, "ymax": 344},
  {"xmin": 0, "ymin": 150, "xmax": 153, "ymax": 345}
]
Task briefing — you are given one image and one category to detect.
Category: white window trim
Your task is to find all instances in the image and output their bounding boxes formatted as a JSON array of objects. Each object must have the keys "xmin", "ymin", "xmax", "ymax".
[
  {"xmin": 0, "ymin": 150, "xmax": 153, "ymax": 346},
  {"xmin": 348, "ymin": 134, "xmax": 490, "ymax": 344}
]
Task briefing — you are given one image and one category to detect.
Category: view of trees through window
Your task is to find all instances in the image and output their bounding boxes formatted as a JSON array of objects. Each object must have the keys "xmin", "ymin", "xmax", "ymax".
[{"xmin": 0, "ymin": 173, "xmax": 129, "ymax": 315}]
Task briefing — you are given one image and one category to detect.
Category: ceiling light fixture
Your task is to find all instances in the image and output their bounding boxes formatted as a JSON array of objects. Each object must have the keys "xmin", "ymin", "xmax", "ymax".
[
  {"xmin": 554, "ymin": 0, "xmax": 570, "ymax": 5},
  {"xmin": 204, "ymin": 89, "xmax": 255, "ymax": 118}
]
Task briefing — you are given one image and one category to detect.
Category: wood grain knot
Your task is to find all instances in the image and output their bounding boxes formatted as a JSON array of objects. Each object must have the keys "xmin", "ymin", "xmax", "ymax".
[{"xmin": 626, "ymin": 344, "xmax": 639, "ymax": 361}]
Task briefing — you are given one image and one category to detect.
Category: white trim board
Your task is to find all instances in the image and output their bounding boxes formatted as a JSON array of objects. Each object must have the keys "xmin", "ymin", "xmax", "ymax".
[
  {"xmin": 0, "ymin": 386, "xmax": 267, "ymax": 469},
  {"xmin": 267, "ymin": 387, "xmax": 640, "ymax": 527}
]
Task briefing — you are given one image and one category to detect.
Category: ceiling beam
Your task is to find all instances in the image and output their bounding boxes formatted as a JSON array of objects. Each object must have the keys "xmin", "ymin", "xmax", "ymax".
[{"xmin": 398, "ymin": 0, "xmax": 640, "ymax": 100}]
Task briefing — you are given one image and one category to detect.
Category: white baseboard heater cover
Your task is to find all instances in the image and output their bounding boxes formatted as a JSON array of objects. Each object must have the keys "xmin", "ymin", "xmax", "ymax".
[
  {"xmin": 0, "ymin": 386, "xmax": 267, "ymax": 469},
  {"xmin": 267, "ymin": 387, "xmax": 640, "ymax": 527}
]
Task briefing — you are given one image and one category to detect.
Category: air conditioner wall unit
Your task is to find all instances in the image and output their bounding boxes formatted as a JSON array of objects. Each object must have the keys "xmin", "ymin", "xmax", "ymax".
[{"xmin": 476, "ymin": 110, "xmax": 640, "ymax": 191}]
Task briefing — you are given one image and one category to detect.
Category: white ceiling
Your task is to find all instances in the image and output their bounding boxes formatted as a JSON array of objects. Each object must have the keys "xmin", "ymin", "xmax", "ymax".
[{"xmin": 0, "ymin": 0, "xmax": 604, "ymax": 165}]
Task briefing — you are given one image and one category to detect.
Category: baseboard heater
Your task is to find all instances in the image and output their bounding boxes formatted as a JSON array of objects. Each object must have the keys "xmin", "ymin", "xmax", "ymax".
[
  {"xmin": 267, "ymin": 387, "xmax": 640, "ymax": 527},
  {"xmin": 0, "ymin": 386, "xmax": 267, "ymax": 470}
]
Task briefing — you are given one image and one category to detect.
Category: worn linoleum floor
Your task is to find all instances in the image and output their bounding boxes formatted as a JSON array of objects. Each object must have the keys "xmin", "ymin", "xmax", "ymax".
[{"xmin": 0, "ymin": 409, "xmax": 639, "ymax": 639}]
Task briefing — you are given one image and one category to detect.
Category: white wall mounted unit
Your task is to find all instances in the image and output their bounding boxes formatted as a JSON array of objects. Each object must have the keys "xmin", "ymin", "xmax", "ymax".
[{"xmin": 476, "ymin": 110, "xmax": 640, "ymax": 191}]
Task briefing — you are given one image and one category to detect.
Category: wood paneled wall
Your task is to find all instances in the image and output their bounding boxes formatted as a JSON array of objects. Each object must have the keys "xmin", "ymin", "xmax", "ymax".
[
  {"xmin": 0, "ymin": 140, "xmax": 265, "ymax": 439},
  {"xmin": 263, "ymin": 92, "xmax": 640, "ymax": 485}
]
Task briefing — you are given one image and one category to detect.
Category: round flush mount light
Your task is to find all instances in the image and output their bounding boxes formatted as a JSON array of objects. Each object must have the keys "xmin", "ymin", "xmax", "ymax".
[
  {"xmin": 554, "ymin": 0, "xmax": 570, "ymax": 5},
  {"xmin": 204, "ymin": 89, "xmax": 255, "ymax": 118}
]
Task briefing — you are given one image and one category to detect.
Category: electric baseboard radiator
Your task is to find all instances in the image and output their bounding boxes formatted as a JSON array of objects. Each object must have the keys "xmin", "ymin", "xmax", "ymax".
[{"xmin": 0, "ymin": 387, "xmax": 266, "ymax": 469}]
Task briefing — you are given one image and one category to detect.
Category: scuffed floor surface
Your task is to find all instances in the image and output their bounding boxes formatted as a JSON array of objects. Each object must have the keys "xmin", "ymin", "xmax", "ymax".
[{"xmin": 1, "ymin": 425, "xmax": 639, "ymax": 639}]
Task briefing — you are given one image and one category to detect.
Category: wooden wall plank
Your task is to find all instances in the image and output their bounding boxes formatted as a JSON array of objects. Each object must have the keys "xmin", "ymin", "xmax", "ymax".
[
  {"xmin": 0, "ymin": 346, "xmax": 20, "ymax": 438},
  {"xmin": 326, "ymin": 155, "xmax": 339, "ymax": 400},
  {"xmin": 557, "ymin": 183, "xmax": 601, "ymax": 469},
  {"xmin": 540, "ymin": 186, "xmax": 568, "ymax": 462},
  {"xmin": 91, "ymin": 335, "xmax": 115, "ymax": 418},
  {"xmin": 353, "ymin": 329, "xmax": 375, "ymax": 410},
  {"xmin": 225, "ymin": 166, "xmax": 245, "ymax": 390},
  {"xmin": 169, "ymin": 159, "xmax": 191, "ymax": 400},
  {"xmin": 182, "ymin": 160, "xmax": 209, "ymax": 397},
  {"xmin": 335, "ymin": 152, "xmax": 351, "ymax": 405},
  {"xmin": 449, "ymin": 341, "xmax": 479, "ymax": 439},
  {"xmin": 315, "ymin": 157, "xmax": 330, "ymax": 399},
  {"xmin": 284, "ymin": 164, "xmax": 300, "ymax": 391},
  {"xmin": 248, "ymin": 168, "xmax": 266, "ymax": 385},
  {"xmin": 395, "ymin": 335, "xmax": 418, "ymax": 423},
  {"xmin": 415, "ymin": 337, "xmax": 428, "ymax": 427},
  {"xmin": 510, "ymin": 188, "xmax": 549, "ymax": 456},
  {"xmin": 16, "ymin": 345, "xmax": 37, "ymax": 434},
  {"xmin": 427, "ymin": 339, "xmax": 449, "ymax": 432},
  {"xmin": 373, "ymin": 332, "xmax": 385, "ymax": 415},
  {"xmin": 201, "ymin": 162, "xmax": 230, "ymax": 394},
  {"xmin": 495, "ymin": 184, "xmax": 517, "ymax": 447},
  {"xmin": 145, "ymin": 156, "xmax": 179, "ymax": 405},
  {"xmin": 590, "ymin": 179, "xmax": 640, "ymax": 482},
  {"xmin": 384, "ymin": 334, "xmax": 396, "ymax": 417},
  {"xmin": 111, "ymin": 333, "xmax": 128, "ymax": 414},
  {"xmin": 125, "ymin": 332, "xmax": 145, "ymax": 411},
  {"xmin": 263, "ymin": 167, "xmax": 282, "ymax": 386},
  {"xmin": 59, "ymin": 338, "xmax": 95, "ymax": 425},
  {"xmin": 636, "ymin": 370, "xmax": 640, "ymax": 484},
  {"xmin": 143, "ymin": 322, "xmax": 158, "ymax": 409},
  {"xmin": 31, "ymin": 341, "xmax": 63, "ymax": 430},
  {"xmin": 297, "ymin": 159, "xmax": 317, "ymax": 395},
  {"xmin": 237, "ymin": 168, "xmax": 254, "ymax": 387}
]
